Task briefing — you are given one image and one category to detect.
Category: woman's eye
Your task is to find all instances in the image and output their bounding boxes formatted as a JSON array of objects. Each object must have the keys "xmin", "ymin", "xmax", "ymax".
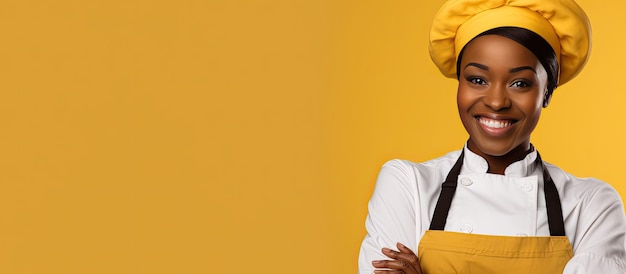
[
  {"xmin": 468, "ymin": 77, "xmax": 486, "ymax": 85},
  {"xmin": 510, "ymin": 80, "xmax": 530, "ymax": 88}
]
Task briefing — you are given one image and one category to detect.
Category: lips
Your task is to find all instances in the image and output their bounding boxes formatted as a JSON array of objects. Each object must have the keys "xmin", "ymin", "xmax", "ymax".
[
  {"xmin": 478, "ymin": 117, "xmax": 513, "ymax": 128},
  {"xmin": 476, "ymin": 116, "xmax": 517, "ymax": 135}
]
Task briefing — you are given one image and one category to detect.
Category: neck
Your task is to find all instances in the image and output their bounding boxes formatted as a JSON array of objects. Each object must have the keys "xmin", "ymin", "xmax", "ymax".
[{"xmin": 467, "ymin": 141, "xmax": 533, "ymax": 175}]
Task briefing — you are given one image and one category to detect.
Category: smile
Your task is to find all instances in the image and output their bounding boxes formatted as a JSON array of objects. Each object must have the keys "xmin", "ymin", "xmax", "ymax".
[
  {"xmin": 475, "ymin": 116, "xmax": 517, "ymax": 136},
  {"xmin": 478, "ymin": 117, "xmax": 514, "ymax": 129}
]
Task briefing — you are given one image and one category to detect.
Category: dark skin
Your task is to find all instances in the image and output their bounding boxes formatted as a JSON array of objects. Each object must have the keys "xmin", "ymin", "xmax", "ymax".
[
  {"xmin": 467, "ymin": 141, "xmax": 533, "ymax": 175},
  {"xmin": 372, "ymin": 34, "xmax": 552, "ymax": 272},
  {"xmin": 457, "ymin": 35, "xmax": 551, "ymax": 174},
  {"xmin": 371, "ymin": 242, "xmax": 423, "ymax": 274}
]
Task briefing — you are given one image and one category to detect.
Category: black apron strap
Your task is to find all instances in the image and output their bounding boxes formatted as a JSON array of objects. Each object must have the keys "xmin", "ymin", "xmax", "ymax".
[
  {"xmin": 428, "ymin": 149, "xmax": 566, "ymax": 237},
  {"xmin": 536, "ymin": 152, "xmax": 566, "ymax": 236},
  {"xmin": 429, "ymin": 150, "xmax": 464, "ymax": 230}
]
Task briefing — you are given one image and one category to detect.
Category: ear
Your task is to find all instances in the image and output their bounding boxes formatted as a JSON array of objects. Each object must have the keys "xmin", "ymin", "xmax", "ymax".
[{"xmin": 542, "ymin": 91, "xmax": 552, "ymax": 108}]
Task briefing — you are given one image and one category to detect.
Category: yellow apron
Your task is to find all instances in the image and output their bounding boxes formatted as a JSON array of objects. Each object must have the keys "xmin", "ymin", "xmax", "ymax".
[{"xmin": 417, "ymin": 150, "xmax": 573, "ymax": 274}]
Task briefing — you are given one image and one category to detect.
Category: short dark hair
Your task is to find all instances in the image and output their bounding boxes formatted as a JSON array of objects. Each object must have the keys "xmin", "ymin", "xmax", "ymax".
[{"xmin": 456, "ymin": 27, "xmax": 559, "ymax": 96}]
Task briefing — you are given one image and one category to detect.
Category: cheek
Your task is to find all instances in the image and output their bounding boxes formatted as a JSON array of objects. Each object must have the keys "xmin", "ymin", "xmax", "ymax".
[
  {"xmin": 519, "ymin": 93, "xmax": 544, "ymax": 114},
  {"xmin": 456, "ymin": 86, "xmax": 473, "ymax": 113},
  {"xmin": 456, "ymin": 88, "xmax": 477, "ymax": 131},
  {"xmin": 517, "ymin": 97, "xmax": 544, "ymax": 132},
  {"xmin": 527, "ymin": 106, "xmax": 543, "ymax": 125}
]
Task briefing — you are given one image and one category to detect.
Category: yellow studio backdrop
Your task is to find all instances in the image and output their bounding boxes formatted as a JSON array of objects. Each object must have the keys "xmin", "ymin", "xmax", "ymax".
[{"xmin": 0, "ymin": 0, "xmax": 623, "ymax": 273}]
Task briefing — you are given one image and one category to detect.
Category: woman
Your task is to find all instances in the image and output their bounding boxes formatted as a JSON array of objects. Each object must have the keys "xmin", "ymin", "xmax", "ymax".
[{"xmin": 358, "ymin": 0, "xmax": 626, "ymax": 273}]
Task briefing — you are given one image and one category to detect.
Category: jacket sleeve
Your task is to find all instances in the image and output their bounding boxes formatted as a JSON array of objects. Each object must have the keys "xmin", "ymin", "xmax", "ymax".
[
  {"xmin": 358, "ymin": 160, "xmax": 421, "ymax": 274},
  {"xmin": 563, "ymin": 184, "xmax": 626, "ymax": 274}
]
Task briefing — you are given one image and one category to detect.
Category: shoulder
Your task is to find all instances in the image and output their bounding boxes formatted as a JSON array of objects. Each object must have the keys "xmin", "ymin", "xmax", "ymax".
[
  {"xmin": 374, "ymin": 150, "xmax": 462, "ymax": 193},
  {"xmin": 379, "ymin": 150, "xmax": 462, "ymax": 181},
  {"xmin": 544, "ymin": 162, "xmax": 624, "ymax": 211}
]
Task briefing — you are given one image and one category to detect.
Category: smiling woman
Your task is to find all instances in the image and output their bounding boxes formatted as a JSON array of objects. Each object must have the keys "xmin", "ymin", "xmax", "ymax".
[
  {"xmin": 358, "ymin": 0, "xmax": 626, "ymax": 273},
  {"xmin": 458, "ymin": 30, "xmax": 549, "ymax": 174}
]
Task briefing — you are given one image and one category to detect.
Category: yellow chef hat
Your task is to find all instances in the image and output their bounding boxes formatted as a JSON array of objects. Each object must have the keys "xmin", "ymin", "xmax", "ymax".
[{"xmin": 429, "ymin": 0, "xmax": 591, "ymax": 86}]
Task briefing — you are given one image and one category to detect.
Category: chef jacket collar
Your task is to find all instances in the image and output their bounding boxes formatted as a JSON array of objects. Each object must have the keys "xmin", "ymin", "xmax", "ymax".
[{"xmin": 461, "ymin": 143, "xmax": 539, "ymax": 177}]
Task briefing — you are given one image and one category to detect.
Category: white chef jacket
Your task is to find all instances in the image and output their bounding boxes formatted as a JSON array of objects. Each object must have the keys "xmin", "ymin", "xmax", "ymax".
[{"xmin": 358, "ymin": 146, "xmax": 626, "ymax": 273}]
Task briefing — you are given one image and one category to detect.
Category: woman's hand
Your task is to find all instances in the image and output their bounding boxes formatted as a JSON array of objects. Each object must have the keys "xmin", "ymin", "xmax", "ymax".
[{"xmin": 371, "ymin": 242, "xmax": 423, "ymax": 274}]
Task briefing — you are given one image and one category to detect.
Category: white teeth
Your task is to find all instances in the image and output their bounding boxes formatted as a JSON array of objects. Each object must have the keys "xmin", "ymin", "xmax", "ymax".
[{"xmin": 479, "ymin": 118, "xmax": 511, "ymax": 129}]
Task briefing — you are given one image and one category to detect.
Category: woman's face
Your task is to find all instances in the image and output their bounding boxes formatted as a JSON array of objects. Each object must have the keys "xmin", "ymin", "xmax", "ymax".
[{"xmin": 457, "ymin": 34, "xmax": 549, "ymax": 157}]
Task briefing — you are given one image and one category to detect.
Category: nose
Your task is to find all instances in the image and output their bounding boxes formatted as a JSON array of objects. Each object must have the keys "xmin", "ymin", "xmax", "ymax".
[{"xmin": 483, "ymin": 84, "xmax": 511, "ymax": 111}]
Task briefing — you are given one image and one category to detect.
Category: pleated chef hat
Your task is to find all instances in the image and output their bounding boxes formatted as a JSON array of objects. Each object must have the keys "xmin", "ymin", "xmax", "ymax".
[{"xmin": 429, "ymin": 0, "xmax": 591, "ymax": 86}]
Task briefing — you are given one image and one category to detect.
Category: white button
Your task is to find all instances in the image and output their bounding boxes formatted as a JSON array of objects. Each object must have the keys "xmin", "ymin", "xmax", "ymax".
[
  {"xmin": 517, "ymin": 233, "xmax": 528, "ymax": 236},
  {"xmin": 521, "ymin": 183, "xmax": 533, "ymax": 192},
  {"xmin": 460, "ymin": 177, "xmax": 473, "ymax": 186},
  {"xmin": 461, "ymin": 224, "xmax": 473, "ymax": 233}
]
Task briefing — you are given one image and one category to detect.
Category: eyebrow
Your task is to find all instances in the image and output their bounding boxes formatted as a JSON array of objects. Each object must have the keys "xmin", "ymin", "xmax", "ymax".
[
  {"xmin": 464, "ymin": 63, "xmax": 537, "ymax": 74},
  {"xmin": 465, "ymin": 62, "xmax": 488, "ymax": 71},
  {"xmin": 509, "ymin": 66, "xmax": 537, "ymax": 74}
]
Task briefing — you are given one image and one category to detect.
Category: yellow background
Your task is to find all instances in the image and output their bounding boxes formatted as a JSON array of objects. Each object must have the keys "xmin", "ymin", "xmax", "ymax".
[{"xmin": 0, "ymin": 0, "xmax": 623, "ymax": 273}]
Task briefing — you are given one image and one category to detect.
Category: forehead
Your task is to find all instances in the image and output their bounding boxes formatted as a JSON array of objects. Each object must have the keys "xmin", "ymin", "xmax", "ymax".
[{"xmin": 460, "ymin": 35, "xmax": 540, "ymax": 67}]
